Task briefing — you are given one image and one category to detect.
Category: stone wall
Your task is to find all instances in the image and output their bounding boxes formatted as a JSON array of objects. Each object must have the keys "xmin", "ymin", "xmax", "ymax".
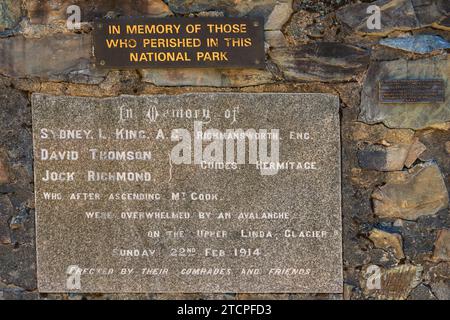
[{"xmin": 0, "ymin": 0, "xmax": 449, "ymax": 300}]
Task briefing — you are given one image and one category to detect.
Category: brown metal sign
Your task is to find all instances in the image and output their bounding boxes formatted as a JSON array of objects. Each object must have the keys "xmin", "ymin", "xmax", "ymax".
[
  {"xmin": 379, "ymin": 79, "xmax": 445, "ymax": 103},
  {"xmin": 93, "ymin": 17, "xmax": 265, "ymax": 69}
]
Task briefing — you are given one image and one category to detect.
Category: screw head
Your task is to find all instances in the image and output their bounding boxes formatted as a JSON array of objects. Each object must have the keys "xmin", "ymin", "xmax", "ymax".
[
  {"xmin": 97, "ymin": 23, "xmax": 103, "ymax": 29},
  {"xmin": 253, "ymin": 21, "xmax": 260, "ymax": 27},
  {"xmin": 99, "ymin": 60, "xmax": 106, "ymax": 66}
]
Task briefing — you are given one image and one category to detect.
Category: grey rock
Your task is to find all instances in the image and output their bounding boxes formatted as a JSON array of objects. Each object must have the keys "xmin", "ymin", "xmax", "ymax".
[
  {"xmin": 414, "ymin": 130, "xmax": 450, "ymax": 186},
  {"xmin": 0, "ymin": 34, "xmax": 99, "ymax": 82},
  {"xmin": 344, "ymin": 240, "xmax": 371, "ymax": 267},
  {"xmin": 368, "ymin": 248, "xmax": 401, "ymax": 268},
  {"xmin": 0, "ymin": 86, "xmax": 32, "ymax": 167},
  {"xmin": 26, "ymin": 0, "xmax": 172, "ymax": 24},
  {"xmin": 379, "ymin": 35, "xmax": 450, "ymax": 54},
  {"xmin": 270, "ymin": 43, "xmax": 369, "ymax": 82},
  {"xmin": 0, "ymin": 244, "xmax": 37, "ymax": 290},
  {"xmin": 283, "ymin": 10, "xmax": 318, "ymax": 45},
  {"xmin": 167, "ymin": 0, "xmax": 236, "ymax": 14},
  {"xmin": 430, "ymin": 281, "xmax": 450, "ymax": 300},
  {"xmin": 0, "ymin": 195, "xmax": 13, "ymax": 244},
  {"xmin": 67, "ymin": 68, "xmax": 109, "ymax": 85},
  {"xmin": 337, "ymin": 0, "xmax": 449, "ymax": 36},
  {"xmin": 412, "ymin": 0, "xmax": 450, "ymax": 26},
  {"xmin": 265, "ymin": 30, "xmax": 288, "ymax": 48},
  {"xmin": 337, "ymin": 0, "xmax": 418, "ymax": 36},
  {"xmin": 359, "ymin": 57, "xmax": 450, "ymax": 129},
  {"xmin": 0, "ymin": 0, "xmax": 21, "ymax": 31},
  {"xmin": 400, "ymin": 214, "xmax": 450, "ymax": 263},
  {"xmin": 335, "ymin": 82, "xmax": 362, "ymax": 109},
  {"xmin": 0, "ymin": 86, "xmax": 34, "ymax": 249},
  {"xmin": 358, "ymin": 144, "xmax": 409, "ymax": 171},
  {"xmin": 168, "ymin": 0, "xmax": 274, "ymax": 17},
  {"xmin": 264, "ymin": 0, "xmax": 293, "ymax": 30},
  {"xmin": 358, "ymin": 139, "xmax": 426, "ymax": 171},
  {"xmin": 167, "ymin": 0, "xmax": 292, "ymax": 29},
  {"xmin": 372, "ymin": 162, "xmax": 449, "ymax": 220},
  {"xmin": 9, "ymin": 206, "xmax": 28, "ymax": 230},
  {"xmin": 293, "ymin": 0, "xmax": 356, "ymax": 14},
  {"xmin": 0, "ymin": 288, "xmax": 39, "ymax": 300},
  {"xmin": 407, "ymin": 284, "xmax": 437, "ymax": 300},
  {"xmin": 404, "ymin": 138, "xmax": 427, "ymax": 168}
]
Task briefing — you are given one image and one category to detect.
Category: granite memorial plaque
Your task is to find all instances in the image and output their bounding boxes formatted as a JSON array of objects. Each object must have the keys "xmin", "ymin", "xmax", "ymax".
[{"xmin": 32, "ymin": 93, "xmax": 342, "ymax": 293}]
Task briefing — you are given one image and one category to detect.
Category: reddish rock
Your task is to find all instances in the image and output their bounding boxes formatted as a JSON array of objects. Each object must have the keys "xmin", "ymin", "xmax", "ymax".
[
  {"xmin": 351, "ymin": 122, "xmax": 415, "ymax": 145},
  {"xmin": 369, "ymin": 229, "xmax": 405, "ymax": 260},
  {"xmin": 445, "ymin": 141, "xmax": 450, "ymax": 154},
  {"xmin": 0, "ymin": 149, "xmax": 9, "ymax": 184},
  {"xmin": 403, "ymin": 139, "xmax": 425, "ymax": 168},
  {"xmin": 26, "ymin": 0, "xmax": 172, "ymax": 24},
  {"xmin": 431, "ymin": 229, "xmax": 450, "ymax": 262},
  {"xmin": 335, "ymin": 83, "xmax": 361, "ymax": 108},
  {"xmin": 284, "ymin": 10, "xmax": 319, "ymax": 45},
  {"xmin": 141, "ymin": 68, "xmax": 275, "ymax": 87}
]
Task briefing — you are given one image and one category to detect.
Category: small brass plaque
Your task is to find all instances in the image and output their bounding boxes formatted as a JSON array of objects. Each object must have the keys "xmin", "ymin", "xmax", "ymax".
[{"xmin": 379, "ymin": 80, "xmax": 445, "ymax": 103}]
